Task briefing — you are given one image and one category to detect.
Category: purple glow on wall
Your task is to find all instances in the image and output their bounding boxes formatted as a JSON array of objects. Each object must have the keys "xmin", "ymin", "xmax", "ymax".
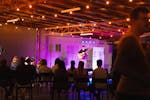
[{"xmin": 38, "ymin": 30, "xmax": 112, "ymax": 70}]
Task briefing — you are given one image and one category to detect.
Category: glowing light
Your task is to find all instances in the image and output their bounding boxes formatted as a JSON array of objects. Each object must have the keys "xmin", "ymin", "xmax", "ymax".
[
  {"xmin": 122, "ymin": 32, "xmax": 125, "ymax": 35},
  {"xmin": 86, "ymin": 5, "xmax": 90, "ymax": 9},
  {"xmin": 149, "ymin": 19, "xmax": 150, "ymax": 22},
  {"xmin": 93, "ymin": 23, "xmax": 96, "ymax": 26},
  {"xmin": 29, "ymin": 5, "xmax": 32, "ymax": 8},
  {"xmin": 36, "ymin": 28, "xmax": 38, "ymax": 31},
  {"xmin": 15, "ymin": 27, "xmax": 18, "ymax": 29},
  {"xmin": 106, "ymin": 1, "xmax": 110, "ymax": 5},
  {"xmin": 129, "ymin": 0, "xmax": 133, "ymax": 2},
  {"xmin": 67, "ymin": 23, "xmax": 70, "ymax": 26},
  {"xmin": 13, "ymin": 21, "xmax": 15, "ymax": 24},
  {"xmin": 28, "ymin": 28, "xmax": 31, "ymax": 30},
  {"xmin": 54, "ymin": 14, "xmax": 58, "ymax": 18},
  {"xmin": 16, "ymin": 8, "xmax": 20, "ymax": 11},
  {"xmin": 42, "ymin": 15, "xmax": 45, "ymax": 19},
  {"xmin": 5, "ymin": 23, "xmax": 8, "ymax": 25},
  {"xmin": 0, "ymin": 24, "xmax": 2, "ymax": 26},
  {"xmin": 110, "ymin": 35, "xmax": 113, "ymax": 38},
  {"xmin": 118, "ymin": 29, "xmax": 121, "ymax": 32},
  {"xmin": 126, "ymin": 18, "xmax": 130, "ymax": 22},
  {"xmin": 69, "ymin": 11, "xmax": 73, "ymax": 14},
  {"xmin": 99, "ymin": 36, "xmax": 102, "ymax": 39},
  {"xmin": 108, "ymin": 21, "xmax": 112, "ymax": 25},
  {"xmin": 31, "ymin": 15, "xmax": 34, "ymax": 18},
  {"xmin": 21, "ymin": 18, "xmax": 24, "ymax": 21}
]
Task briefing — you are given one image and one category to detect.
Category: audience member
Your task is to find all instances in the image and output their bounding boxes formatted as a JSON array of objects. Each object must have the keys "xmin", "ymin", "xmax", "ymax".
[
  {"xmin": 93, "ymin": 59, "xmax": 107, "ymax": 89},
  {"xmin": 113, "ymin": 7, "xmax": 150, "ymax": 100},
  {"xmin": 38, "ymin": 59, "xmax": 51, "ymax": 73},
  {"xmin": 51, "ymin": 58, "xmax": 60, "ymax": 73}
]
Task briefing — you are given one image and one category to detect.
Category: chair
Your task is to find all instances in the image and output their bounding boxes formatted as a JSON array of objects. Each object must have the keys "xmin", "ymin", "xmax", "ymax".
[
  {"xmin": 51, "ymin": 74, "xmax": 69, "ymax": 100},
  {"xmin": 92, "ymin": 78, "xmax": 109, "ymax": 100},
  {"xmin": 37, "ymin": 72, "xmax": 53, "ymax": 95},
  {"xmin": 74, "ymin": 78, "xmax": 90, "ymax": 100}
]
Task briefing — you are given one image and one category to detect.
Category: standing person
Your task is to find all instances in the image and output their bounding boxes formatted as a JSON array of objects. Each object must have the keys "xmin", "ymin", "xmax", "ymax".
[
  {"xmin": 38, "ymin": 59, "xmax": 51, "ymax": 73},
  {"xmin": 113, "ymin": 7, "xmax": 150, "ymax": 100},
  {"xmin": 51, "ymin": 58, "xmax": 60, "ymax": 74}
]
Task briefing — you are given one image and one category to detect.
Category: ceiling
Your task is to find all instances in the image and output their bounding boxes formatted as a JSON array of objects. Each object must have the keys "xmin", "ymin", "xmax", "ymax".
[{"xmin": 0, "ymin": 0, "xmax": 150, "ymax": 39}]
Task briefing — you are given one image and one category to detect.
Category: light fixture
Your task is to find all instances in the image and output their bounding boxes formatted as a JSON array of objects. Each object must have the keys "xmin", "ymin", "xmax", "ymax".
[
  {"xmin": 16, "ymin": 8, "xmax": 20, "ymax": 11},
  {"xmin": 0, "ymin": 24, "xmax": 2, "ymax": 26},
  {"xmin": 69, "ymin": 11, "xmax": 73, "ymax": 14},
  {"xmin": 99, "ymin": 36, "xmax": 102, "ymax": 39},
  {"xmin": 149, "ymin": 19, "xmax": 150, "ymax": 22},
  {"xmin": 80, "ymin": 33, "xmax": 93, "ymax": 36},
  {"xmin": 106, "ymin": 1, "xmax": 110, "ymax": 5},
  {"xmin": 54, "ymin": 14, "xmax": 58, "ymax": 18},
  {"xmin": 126, "ymin": 18, "xmax": 130, "ymax": 22},
  {"xmin": 108, "ymin": 21, "xmax": 112, "ymax": 25},
  {"xmin": 13, "ymin": 21, "xmax": 15, "ymax": 24},
  {"xmin": 36, "ymin": 28, "xmax": 38, "ymax": 31},
  {"xmin": 61, "ymin": 7, "xmax": 81, "ymax": 13},
  {"xmin": 7, "ymin": 18, "xmax": 20, "ymax": 23},
  {"xmin": 118, "ymin": 29, "xmax": 121, "ymax": 32},
  {"xmin": 129, "ymin": 0, "xmax": 133, "ymax": 3},
  {"xmin": 93, "ymin": 23, "xmax": 96, "ymax": 26},
  {"xmin": 67, "ymin": 23, "xmax": 70, "ymax": 25},
  {"xmin": 42, "ymin": 15, "xmax": 45, "ymax": 19},
  {"xmin": 5, "ymin": 23, "xmax": 8, "ymax": 25},
  {"xmin": 31, "ymin": 15, "xmax": 33, "ymax": 18},
  {"xmin": 86, "ymin": 5, "xmax": 90, "ymax": 9},
  {"xmin": 122, "ymin": 32, "xmax": 125, "ymax": 35},
  {"xmin": 29, "ymin": 5, "xmax": 32, "ymax": 8},
  {"xmin": 110, "ymin": 35, "xmax": 113, "ymax": 38},
  {"xmin": 28, "ymin": 28, "xmax": 31, "ymax": 30},
  {"xmin": 15, "ymin": 27, "xmax": 18, "ymax": 29},
  {"xmin": 56, "ymin": 26, "xmax": 59, "ymax": 28},
  {"xmin": 22, "ymin": 18, "xmax": 24, "ymax": 21}
]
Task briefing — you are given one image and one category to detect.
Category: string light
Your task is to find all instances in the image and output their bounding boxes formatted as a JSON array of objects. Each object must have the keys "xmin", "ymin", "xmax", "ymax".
[
  {"xmin": 106, "ymin": 1, "xmax": 110, "ymax": 5},
  {"xmin": 36, "ymin": 28, "xmax": 38, "ymax": 31},
  {"xmin": 129, "ymin": 0, "xmax": 133, "ymax": 3},
  {"xmin": 0, "ymin": 24, "xmax": 2, "ymax": 26},
  {"xmin": 13, "ymin": 21, "xmax": 15, "ymax": 24},
  {"xmin": 110, "ymin": 35, "xmax": 113, "ymax": 38},
  {"xmin": 54, "ymin": 14, "xmax": 58, "ymax": 18},
  {"xmin": 126, "ymin": 18, "xmax": 130, "ymax": 22},
  {"xmin": 99, "ymin": 36, "xmax": 102, "ymax": 39},
  {"xmin": 108, "ymin": 21, "xmax": 112, "ymax": 25},
  {"xmin": 16, "ymin": 8, "xmax": 20, "ymax": 11},
  {"xmin": 118, "ymin": 29, "xmax": 121, "ymax": 32},
  {"xmin": 31, "ymin": 15, "xmax": 34, "ymax": 18},
  {"xmin": 29, "ymin": 5, "xmax": 32, "ymax": 9},
  {"xmin": 86, "ymin": 5, "xmax": 90, "ymax": 9},
  {"xmin": 67, "ymin": 23, "xmax": 70, "ymax": 26},
  {"xmin": 15, "ymin": 27, "xmax": 18, "ymax": 29},
  {"xmin": 42, "ymin": 15, "xmax": 45, "ymax": 19},
  {"xmin": 93, "ymin": 23, "xmax": 96, "ymax": 26},
  {"xmin": 28, "ymin": 28, "xmax": 31, "ymax": 30},
  {"xmin": 5, "ymin": 23, "xmax": 8, "ymax": 25},
  {"xmin": 122, "ymin": 32, "xmax": 125, "ymax": 35},
  {"xmin": 69, "ymin": 11, "xmax": 73, "ymax": 14},
  {"xmin": 149, "ymin": 19, "xmax": 150, "ymax": 22},
  {"xmin": 21, "ymin": 18, "xmax": 24, "ymax": 21}
]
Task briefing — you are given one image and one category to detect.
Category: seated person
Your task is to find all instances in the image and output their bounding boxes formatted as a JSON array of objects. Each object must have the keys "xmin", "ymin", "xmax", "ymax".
[
  {"xmin": 75, "ymin": 61, "xmax": 88, "ymax": 89},
  {"xmin": 92, "ymin": 59, "xmax": 107, "ymax": 89},
  {"xmin": 67, "ymin": 60, "xmax": 76, "ymax": 82},
  {"xmin": 51, "ymin": 58, "xmax": 60, "ymax": 74},
  {"xmin": 53, "ymin": 60, "xmax": 69, "ymax": 90},
  {"xmin": 38, "ymin": 59, "xmax": 51, "ymax": 73}
]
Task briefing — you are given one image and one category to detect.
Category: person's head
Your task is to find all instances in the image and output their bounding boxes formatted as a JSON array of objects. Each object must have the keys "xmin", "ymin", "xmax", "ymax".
[
  {"xmin": 54, "ymin": 58, "xmax": 60, "ymax": 65},
  {"xmin": 0, "ymin": 59, "xmax": 7, "ymax": 67},
  {"xmin": 58, "ymin": 60, "xmax": 66, "ymax": 71},
  {"xmin": 25, "ymin": 57, "xmax": 31, "ymax": 65},
  {"xmin": 78, "ymin": 61, "xmax": 84, "ymax": 71},
  {"xmin": 11, "ymin": 56, "xmax": 20, "ymax": 67},
  {"xmin": 82, "ymin": 46, "xmax": 85, "ymax": 51},
  {"xmin": 97, "ymin": 59, "xmax": 102, "ymax": 67},
  {"xmin": 130, "ymin": 6, "xmax": 149, "ymax": 35},
  {"xmin": 40, "ymin": 59, "xmax": 47, "ymax": 66}
]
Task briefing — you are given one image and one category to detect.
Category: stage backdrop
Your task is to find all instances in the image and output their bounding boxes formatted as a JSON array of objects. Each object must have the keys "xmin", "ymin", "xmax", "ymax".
[{"xmin": 38, "ymin": 30, "xmax": 112, "ymax": 72}]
